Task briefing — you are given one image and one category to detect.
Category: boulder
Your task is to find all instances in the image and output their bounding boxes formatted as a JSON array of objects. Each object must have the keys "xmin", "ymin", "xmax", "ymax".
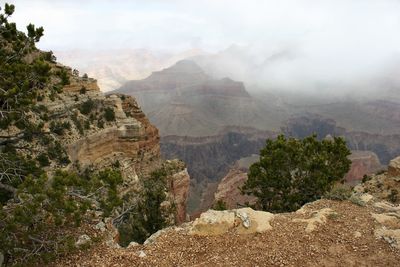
[
  {"xmin": 127, "ymin": 242, "xmax": 140, "ymax": 249},
  {"xmin": 75, "ymin": 234, "xmax": 91, "ymax": 247},
  {"xmin": 94, "ymin": 221, "xmax": 106, "ymax": 232},
  {"xmin": 189, "ymin": 208, "xmax": 274, "ymax": 236},
  {"xmin": 388, "ymin": 156, "xmax": 400, "ymax": 177}
]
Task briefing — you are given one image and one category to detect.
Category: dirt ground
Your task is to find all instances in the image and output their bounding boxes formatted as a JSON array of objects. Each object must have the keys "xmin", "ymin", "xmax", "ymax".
[{"xmin": 52, "ymin": 200, "xmax": 400, "ymax": 267}]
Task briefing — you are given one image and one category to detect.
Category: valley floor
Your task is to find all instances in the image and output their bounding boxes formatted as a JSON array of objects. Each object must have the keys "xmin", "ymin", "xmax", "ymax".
[{"xmin": 53, "ymin": 200, "xmax": 400, "ymax": 266}]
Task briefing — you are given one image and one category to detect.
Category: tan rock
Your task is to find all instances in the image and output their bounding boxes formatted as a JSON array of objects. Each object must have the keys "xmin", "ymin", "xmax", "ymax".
[
  {"xmin": 189, "ymin": 208, "xmax": 274, "ymax": 236},
  {"xmin": 293, "ymin": 208, "xmax": 336, "ymax": 233},
  {"xmin": 388, "ymin": 156, "xmax": 400, "ymax": 177},
  {"xmin": 168, "ymin": 166, "xmax": 190, "ymax": 224},
  {"xmin": 375, "ymin": 228, "xmax": 400, "ymax": 249},
  {"xmin": 213, "ymin": 168, "xmax": 257, "ymax": 209}
]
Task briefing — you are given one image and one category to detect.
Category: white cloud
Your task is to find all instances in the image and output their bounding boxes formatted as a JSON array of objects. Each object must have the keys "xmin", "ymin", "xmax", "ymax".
[{"xmin": 7, "ymin": 0, "xmax": 400, "ymax": 93}]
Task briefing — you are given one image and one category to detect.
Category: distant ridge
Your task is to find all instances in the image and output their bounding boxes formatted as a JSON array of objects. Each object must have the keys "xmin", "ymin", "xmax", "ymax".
[{"xmin": 112, "ymin": 60, "xmax": 285, "ymax": 136}]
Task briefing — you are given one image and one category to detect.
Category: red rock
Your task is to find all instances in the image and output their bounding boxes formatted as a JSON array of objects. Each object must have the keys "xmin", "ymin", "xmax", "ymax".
[{"xmin": 345, "ymin": 151, "xmax": 383, "ymax": 185}]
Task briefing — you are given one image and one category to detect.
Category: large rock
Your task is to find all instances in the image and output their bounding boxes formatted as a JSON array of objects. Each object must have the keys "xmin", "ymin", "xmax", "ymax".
[
  {"xmin": 168, "ymin": 163, "xmax": 190, "ymax": 224},
  {"xmin": 388, "ymin": 156, "xmax": 400, "ymax": 177},
  {"xmin": 345, "ymin": 150, "xmax": 383, "ymax": 184},
  {"xmin": 213, "ymin": 168, "xmax": 257, "ymax": 209},
  {"xmin": 189, "ymin": 208, "xmax": 274, "ymax": 236}
]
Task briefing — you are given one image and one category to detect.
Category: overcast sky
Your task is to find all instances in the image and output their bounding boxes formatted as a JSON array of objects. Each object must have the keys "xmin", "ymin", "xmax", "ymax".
[
  {"xmin": 7, "ymin": 0, "xmax": 400, "ymax": 93},
  {"xmin": 8, "ymin": 0, "xmax": 400, "ymax": 52}
]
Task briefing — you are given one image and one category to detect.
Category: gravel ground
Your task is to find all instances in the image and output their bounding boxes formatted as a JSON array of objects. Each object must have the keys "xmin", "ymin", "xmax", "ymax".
[{"xmin": 52, "ymin": 200, "xmax": 400, "ymax": 267}]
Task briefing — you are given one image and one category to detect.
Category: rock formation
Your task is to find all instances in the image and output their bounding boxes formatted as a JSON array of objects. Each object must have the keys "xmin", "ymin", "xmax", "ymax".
[
  {"xmin": 344, "ymin": 150, "xmax": 383, "ymax": 184},
  {"xmin": 113, "ymin": 60, "xmax": 285, "ymax": 136},
  {"xmin": 37, "ymin": 66, "xmax": 190, "ymax": 224},
  {"xmin": 388, "ymin": 156, "xmax": 400, "ymax": 177},
  {"xmin": 161, "ymin": 128, "xmax": 276, "ymax": 213}
]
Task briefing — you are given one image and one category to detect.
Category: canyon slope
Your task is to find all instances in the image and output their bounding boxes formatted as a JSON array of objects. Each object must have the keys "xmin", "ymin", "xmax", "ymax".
[{"xmin": 113, "ymin": 60, "xmax": 286, "ymax": 136}]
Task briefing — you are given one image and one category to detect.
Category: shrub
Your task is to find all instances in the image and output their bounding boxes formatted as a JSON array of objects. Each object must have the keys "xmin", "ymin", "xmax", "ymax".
[
  {"xmin": 388, "ymin": 189, "xmax": 398, "ymax": 203},
  {"xmin": 117, "ymin": 169, "xmax": 169, "ymax": 246},
  {"xmin": 79, "ymin": 99, "xmax": 95, "ymax": 115},
  {"xmin": 47, "ymin": 141, "xmax": 70, "ymax": 165},
  {"xmin": 0, "ymin": 169, "xmax": 123, "ymax": 265},
  {"xmin": 50, "ymin": 121, "xmax": 71, "ymax": 135},
  {"xmin": 72, "ymin": 114, "xmax": 84, "ymax": 135},
  {"xmin": 213, "ymin": 199, "xmax": 227, "ymax": 210},
  {"xmin": 36, "ymin": 153, "xmax": 50, "ymax": 167},
  {"xmin": 57, "ymin": 69, "xmax": 70, "ymax": 86},
  {"xmin": 97, "ymin": 119, "xmax": 104, "ymax": 128},
  {"xmin": 324, "ymin": 184, "xmax": 352, "ymax": 200},
  {"xmin": 79, "ymin": 86, "xmax": 87, "ymax": 94},
  {"xmin": 242, "ymin": 134, "xmax": 351, "ymax": 212},
  {"xmin": 362, "ymin": 174, "xmax": 372, "ymax": 183},
  {"xmin": 104, "ymin": 107, "xmax": 115, "ymax": 122},
  {"xmin": 349, "ymin": 195, "xmax": 366, "ymax": 206}
]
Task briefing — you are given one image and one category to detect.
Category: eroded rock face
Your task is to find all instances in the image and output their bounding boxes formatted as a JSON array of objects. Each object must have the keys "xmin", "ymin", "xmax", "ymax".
[
  {"xmin": 42, "ymin": 74, "xmax": 190, "ymax": 225},
  {"xmin": 67, "ymin": 94, "xmax": 160, "ymax": 174},
  {"xmin": 168, "ymin": 165, "xmax": 190, "ymax": 224},
  {"xmin": 213, "ymin": 168, "xmax": 256, "ymax": 209},
  {"xmin": 388, "ymin": 156, "xmax": 400, "ymax": 177},
  {"xmin": 345, "ymin": 150, "xmax": 383, "ymax": 185}
]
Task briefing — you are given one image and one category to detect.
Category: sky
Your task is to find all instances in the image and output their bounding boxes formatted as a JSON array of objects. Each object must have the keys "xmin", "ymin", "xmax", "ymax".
[{"xmin": 7, "ymin": 0, "xmax": 400, "ymax": 93}]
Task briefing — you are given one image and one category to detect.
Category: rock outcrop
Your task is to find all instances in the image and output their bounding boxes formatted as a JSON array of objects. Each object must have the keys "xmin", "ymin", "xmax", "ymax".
[
  {"xmin": 37, "ymin": 68, "xmax": 190, "ymax": 226},
  {"xmin": 161, "ymin": 128, "xmax": 276, "ymax": 214},
  {"xmin": 189, "ymin": 208, "xmax": 274, "ymax": 236},
  {"xmin": 388, "ymin": 156, "xmax": 400, "ymax": 177},
  {"xmin": 213, "ymin": 168, "xmax": 254, "ymax": 209},
  {"xmin": 345, "ymin": 150, "xmax": 383, "ymax": 184},
  {"xmin": 166, "ymin": 160, "xmax": 190, "ymax": 224}
]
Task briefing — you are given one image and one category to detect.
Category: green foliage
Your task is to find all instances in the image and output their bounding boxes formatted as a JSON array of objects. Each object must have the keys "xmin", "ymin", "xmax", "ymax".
[
  {"xmin": 349, "ymin": 195, "xmax": 366, "ymax": 206},
  {"xmin": 79, "ymin": 86, "xmax": 87, "ymax": 94},
  {"xmin": 324, "ymin": 184, "xmax": 352, "ymax": 201},
  {"xmin": 36, "ymin": 153, "xmax": 50, "ymax": 167},
  {"xmin": 0, "ymin": 3, "xmax": 50, "ymax": 130},
  {"xmin": 375, "ymin": 169, "xmax": 386, "ymax": 175},
  {"xmin": 104, "ymin": 107, "xmax": 115, "ymax": 122},
  {"xmin": 79, "ymin": 99, "xmax": 95, "ymax": 115},
  {"xmin": 0, "ymin": 168, "xmax": 123, "ymax": 265},
  {"xmin": 72, "ymin": 113, "xmax": 84, "ymax": 134},
  {"xmin": 213, "ymin": 199, "xmax": 227, "ymax": 210},
  {"xmin": 57, "ymin": 69, "xmax": 70, "ymax": 86},
  {"xmin": 47, "ymin": 141, "xmax": 70, "ymax": 165},
  {"xmin": 388, "ymin": 189, "xmax": 398, "ymax": 203},
  {"xmin": 242, "ymin": 134, "xmax": 351, "ymax": 212},
  {"xmin": 362, "ymin": 174, "xmax": 371, "ymax": 183},
  {"xmin": 118, "ymin": 169, "xmax": 168, "ymax": 246},
  {"xmin": 50, "ymin": 120, "xmax": 71, "ymax": 135}
]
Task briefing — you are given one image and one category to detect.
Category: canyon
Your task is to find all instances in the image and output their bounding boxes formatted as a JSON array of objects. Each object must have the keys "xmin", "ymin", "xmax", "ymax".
[{"xmin": 113, "ymin": 60, "xmax": 400, "ymax": 215}]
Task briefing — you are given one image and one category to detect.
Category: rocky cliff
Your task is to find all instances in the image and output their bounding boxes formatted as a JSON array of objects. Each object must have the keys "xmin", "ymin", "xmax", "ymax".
[
  {"xmin": 345, "ymin": 150, "xmax": 383, "ymax": 185},
  {"xmin": 34, "ymin": 64, "xmax": 190, "ymax": 224}
]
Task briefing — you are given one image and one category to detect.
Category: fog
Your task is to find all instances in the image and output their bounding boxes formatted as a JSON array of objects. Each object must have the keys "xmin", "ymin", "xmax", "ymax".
[{"xmin": 8, "ymin": 0, "xmax": 400, "ymax": 94}]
